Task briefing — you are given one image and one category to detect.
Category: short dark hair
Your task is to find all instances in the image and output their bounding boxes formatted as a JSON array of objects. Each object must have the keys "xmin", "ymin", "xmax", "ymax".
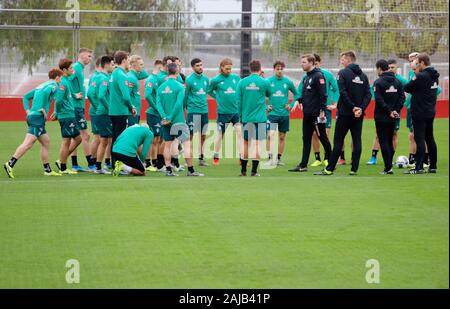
[
  {"xmin": 167, "ymin": 62, "xmax": 178, "ymax": 75},
  {"xmin": 313, "ymin": 53, "xmax": 321, "ymax": 63},
  {"xmin": 191, "ymin": 58, "xmax": 202, "ymax": 67},
  {"xmin": 154, "ymin": 59, "xmax": 163, "ymax": 66},
  {"xmin": 249, "ymin": 60, "xmax": 261, "ymax": 72},
  {"xmin": 417, "ymin": 53, "xmax": 431, "ymax": 66},
  {"xmin": 58, "ymin": 58, "xmax": 73, "ymax": 71},
  {"xmin": 162, "ymin": 56, "xmax": 172, "ymax": 66},
  {"xmin": 114, "ymin": 51, "xmax": 129, "ymax": 65},
  {"xmin": 273, "ymin": 60, "xmax": 285, "ymax": 69},
  {"xmin": 340, "ymin": 51, "xmax": 356, "ymax": 62},
  {"xmin": 101, "ymin": 55, "xmax": 114, "ymax": 68},
  {"xmin": 376, "ymin": 59, "xmax": 389, "ymax": 71},
  {"xmin": 301, "ymin": 54, "xmax": 316, "ymax": 64},
  {"xmin": 387, "ymin": 59, "xmax": 397, "ymax": 65},
  {"xmin": 48, "ymin": 68, "xmax": 64, "ymax": 79}
]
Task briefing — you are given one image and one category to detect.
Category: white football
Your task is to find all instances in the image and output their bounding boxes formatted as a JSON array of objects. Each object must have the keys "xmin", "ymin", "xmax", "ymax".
[{"xmin": 396, "ymin": 156, "xmax": 409, "ymax": 168}]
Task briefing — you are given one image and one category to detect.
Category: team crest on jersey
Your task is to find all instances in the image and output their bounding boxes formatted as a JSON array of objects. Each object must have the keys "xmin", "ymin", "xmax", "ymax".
[
  {"xmin": 232, "ymin": 79, "xmax": 236, "ymax": 84},
  {"xmin": 271, "ymin": 83, "xmax": 275, "ymax": 87},
  {"xmin": 69, "ymin": 123, "xmax": 75, "ymax": 128},
  {"xmin": 204, "ymin": 81, "xmax": 207, "ymax": 86},
  {"xmin": 194, "ymin": 82, "xmax": 197, "ymax": 86},
  {"xmin": 386, "ymin": 85, "xmax": 398, "ymax": 93},
  {"xmin": 147, "ymin": 82, "xmax": 152, "ymax": 87},
  {"xmin": 103, "ymin": 81, "xmax": 108, "ymax": 86},
  {"xmin": 309, "ymin": 78, "xmax": 312, "ymax": 84},
  {"xmin": 431, "ymin": 82, "xmax": 438, "ymax": 89},
  {"xmin": 162, "ymin": 86, "xmax": 172, "ymax": 94},
  {"xmin": 224, "ymin": 87, "xmax": 235, "ymax": 94},
  {"xmin": 283, "ymin": 83, "xmax": 287, "ymax": 88},
  {"xmin": 220, "ymin": 81, "xmax": 224, "ymax": 85},
  {"xmin": 246, "ymin": 82, "xmax": 259, "ymax": 90},
  {"xmin": 125, "ymin": 80, "xmax": 129, "ymax": 86},
  {"xmin": 352, "ymin": 76, "xmax": 363, "ymax": 84}
]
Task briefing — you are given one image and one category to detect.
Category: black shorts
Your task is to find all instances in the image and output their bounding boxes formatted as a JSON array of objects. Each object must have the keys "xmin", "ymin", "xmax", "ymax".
[{"xmin": 112, "ymin": 152, "xmax": 145, "ymax": 173}]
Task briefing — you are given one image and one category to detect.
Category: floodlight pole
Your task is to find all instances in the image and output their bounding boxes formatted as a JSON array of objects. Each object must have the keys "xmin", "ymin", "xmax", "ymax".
[{"xmin": 240, "ymin": 0, "xmax": 252, "ymax": 78}]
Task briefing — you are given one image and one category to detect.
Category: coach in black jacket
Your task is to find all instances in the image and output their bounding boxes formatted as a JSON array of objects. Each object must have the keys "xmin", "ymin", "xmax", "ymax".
[
  {"xmin": 404, "ymin": 53, "xmax": 440, "ymax": 174},
  {"xmin": 373, "ymin": 59, "xmax": 405, "ymax": 174},
  {"xmin": 289, "ymin": 54, "xmax": 332, "ymax": 172},
  {"xmin": 316, "ymin": 51, "xmax": 371, "ymax": 176}
]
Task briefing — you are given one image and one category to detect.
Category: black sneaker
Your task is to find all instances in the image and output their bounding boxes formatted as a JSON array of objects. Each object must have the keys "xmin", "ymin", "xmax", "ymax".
[
  {"xmin": 428, "ymin": 168, "xmax": 437, "ymax": 174},
  {"xmin": 288, "ymin": 166, "xmax": 307, "ymax": 172},
  {"xmin": 349, "ymin": 171, "xmax": 357, "ymax": 176},
  {"xmin": 380, "ymin": 169, "xmax": 393, "ymax": 175}
]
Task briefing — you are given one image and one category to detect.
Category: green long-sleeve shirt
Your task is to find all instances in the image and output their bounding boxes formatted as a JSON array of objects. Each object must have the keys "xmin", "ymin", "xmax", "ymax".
[
  {"xmin": 267, "ymin": 75, "xmax": 298, "ymax": 117},
  {"xmin": 87, "ymin": 71, "xmax": 99, "ymax": 116},
  {"xmin": 155, "ymin": 77, "xmax": 186, "ymax": 124},
  {"xmin": 144, "ymin": 73, "xmax": 160, "ymax": 116},
  {"xmin": 112, "ymin": 124, "xmax": 154, "ymax": 162},
  {"xmin": 236, "ymin": 73, "xmax": 271, "ymax": 123},
  {"xmin": 24, "ymin": 80, "xmax": 58, "ymax": 117},
  {"xmin": 127, "ymin": 70, "xmax": 149, "ymax": 115},
  {"xmin": 208, "ymin": 73, "xmax": 240, "ymax": 114},
  {"xmin": 67, "ymin": 61, "xmax": 86, "ymax": 109},
  {"xmin": 109, "ymin": 67, "xmax": 134, "ymax": 116},
  {"xmin": 95, "ymin": 72, "xmax": 111, "ymax": 116},
  {"xmin": 296, "ymin": 68, "xmax": 339, "ymax": 107},
  {"xmin": 184, "ymin": 73, "xmax": 210, "ymax": 114},
  {"xmin": 54, "ymin": 76, "xmax": 75, "ymax": 119}
]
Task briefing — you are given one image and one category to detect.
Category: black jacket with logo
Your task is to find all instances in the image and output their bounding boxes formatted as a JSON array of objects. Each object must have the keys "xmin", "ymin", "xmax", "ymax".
[
  {"xmin": 373, "ymin": 71, "xmax": 405, "ymax": 123},
  {"xmin": 404, "ymin": 67, "xmax": 440, "ymax": 119},
  {"xmin": 298, "ymin": 67, "xmax": 327, "ymax": 117},
  {"xmin": 336, "ymin": 63, "xmax": 371, "ymax": 117}
]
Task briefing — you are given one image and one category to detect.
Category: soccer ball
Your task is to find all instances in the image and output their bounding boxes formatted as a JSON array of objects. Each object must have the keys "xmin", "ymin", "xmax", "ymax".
[{"xmin": 395, "ymin": 156, "xmax": 409, "ymax": 168}]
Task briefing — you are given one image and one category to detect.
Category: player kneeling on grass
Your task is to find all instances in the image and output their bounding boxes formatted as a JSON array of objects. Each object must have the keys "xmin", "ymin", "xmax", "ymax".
[
  {"xmin": 156, "ymin": 63, "xmax": 204, "ymax": 177},
  {"xmin": 111, "ymin": 124, "xmax": 154, "ymax": 176},
  {"xmin": 52, "ymin": 58, "xmax": 82, "ymax": 175},
  {"xmin": 4, "ymin": 68, "xmax": 64, "ymax": 178}
]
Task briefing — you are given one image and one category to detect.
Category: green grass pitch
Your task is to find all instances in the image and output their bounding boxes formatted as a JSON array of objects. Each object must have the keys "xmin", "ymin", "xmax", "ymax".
[{"xmin": 0, "ymin": 119, "xmax": 448, "ymax": 288}]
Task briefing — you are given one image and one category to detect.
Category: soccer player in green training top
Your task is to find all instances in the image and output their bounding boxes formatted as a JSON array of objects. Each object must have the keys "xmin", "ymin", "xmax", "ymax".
[
  {"xmin": 67, "ymin": 48, "xmax": 95, "ymax": 172},
  {"xmin": 262, "ymin": 60, "xmax": 298, "ymax": 168},
  {"xmin": 366, "ymin": 58, "xmax": 408, "ymax": 165},
  {"xmin": 208, "ymin": 58, "xmax": 242, "ymax": 166},
  {"xmin": 52, "ymin": 58, "xmax": 82, "ymax": 175},
  {"xmin": 185, "ymin": 58, "xmax": 210, "ymax": 166},
  {"xmin": 109, "ymin": 51, "xmax": 136, "ymax": 165},
  {"xmin": 112, "ymin": 124, "xmax": 154, "ymax": 177},
  {"xmin": 4, "ymin": 68, "xmax": 64, "ymax": 178},
  {"xmin": 145, "ymin": 59, "xmax": 164, "ymax": 172},
  {"xmin": 93, "ymin": 55, "xmax": 115, "ymax": 174},
  {"xmin": 87, "ymin": 56, "xmax": 101, "ymax": 168},
  {"xmin": 309, "ymin": 53, "xmax": 339, "ymax": 167},
  {"xmin": 127, "ymin": 55, "xmax": 149, "ymax": 126},
  {"xmin": 236, "ymin": 60, "xmax": 271, "ymax": 176},
  {"xmin": 155, "ymin": 63, "xmax": 204, "ymax": 177}
]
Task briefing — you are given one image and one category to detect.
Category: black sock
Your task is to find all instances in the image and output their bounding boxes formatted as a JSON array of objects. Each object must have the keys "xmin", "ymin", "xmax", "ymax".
[
  {"xmin": 96, "ymin": 162, "xmax": 102, "ymax": 170},
  {"xmin": 188, "ymin": 166, "xmax": 195, "ymax": 173},
  {"xmin": 43, "ymin": 163, "xmax": 51, "ymax": 173},
  {"xmin": 251, "ymin": 160, "xmax": 259, "ymax": 173},
  {"xmin": 409, "ymin": 153, "xmax": 415, "ymax": 164},
  {"xmin": 372, "ymin": 149, "xmax": 378, "ymax": 158},
  {"xmin": 86, "ymin": 155, "xmax": 93, "ymax": 166},
  {"xmin": 241, "ymin": 159, "xmax": 248, "ymax": 173},
  {"xmin": 8, "ymin": 157, "xmax": 17, "ymax": 168},
  {"xmin": 60, "ymin": 163, "xmax": 67, "ymax": 171},
  {"xmin": 71, "ymin": 155, "xmax": 78, "ymax": 166},
  {"xmin": 105, "ymin": 158, "xmax": 111, "ymax": 165},
  {"xmin": 314, "ymin": 152, "xmax": 321, "ymax": 161},
  {"xmin": 199, "ymin": 154, "xmax": 204, "ymax": 161},
  {"xmin": 166, "ymin": 165, "xmax": 172, "ymax": 173},
  {"xmin": 172, "ymin": 157, "xmax": 180, "ymax": 168},
  {"xmin": 277, "ymin": 154, "xmax": 282, "ymax": 161},
  {"xmin": 340, "ymin": 151, "xmax": 345, "ymax": 160},
  {"xmin": 157, "ymin": 154, "xmax": 165, "ymax": 169},
  {"xmin": 145, "ymin": 159, "xmax": 151, "ymax": 168},
  {"xmin": 268, "ymin": 153, "xmax": 273, "ymax": 160},
  {"xmin": 424, "ymin": 153, "xmax": 429, "ymax": 164},
  {"xmin": 152, "ymin": 159, "xmax": 157, "ymax": 167}
]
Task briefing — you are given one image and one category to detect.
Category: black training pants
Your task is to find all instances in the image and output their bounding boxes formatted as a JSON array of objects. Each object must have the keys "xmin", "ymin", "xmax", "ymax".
[
  {"xmin": 413, "ymin": 116, "xmax": 437, "ymax": 170},
  {"xmin": 299, "ymin": 116, "xmax": 331, "ymax": 168},
  {"xmin": 375, "ymin": 121, "xmax": 395, "ymax": 172}
]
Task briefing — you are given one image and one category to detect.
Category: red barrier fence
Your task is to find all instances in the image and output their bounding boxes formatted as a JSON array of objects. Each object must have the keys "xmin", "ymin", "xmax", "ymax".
[{"xmin": 0, "ymin": 97, "xmax": 448, "ymax": 121}]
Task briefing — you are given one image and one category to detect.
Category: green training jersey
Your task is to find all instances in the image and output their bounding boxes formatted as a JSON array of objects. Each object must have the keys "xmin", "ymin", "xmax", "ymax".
[
  {"xmin": 267, "ymin": 75, "xmax": 298, "ymax": 117},
  {"xmin": 67, "ymin": 61, "xmax": 86, "ymax": 109},
  {"xmin": 208, "ymin": 73, "xmax": 240, "ymax": 114},
  {"xmin": 112, "ymin": 124, "xmax": 153, "ymax": 162},
  {"xmin": 155, "ymin": 77, "xmax": 185, "ymax": 124},
  {"xmin": 109, "ymin": 67, "xmax": 133, "ymax": 116},
  {"xmin": 87, "ymin": 71, "xmax": 99, "ymax": 116},
  {"xmin": 95, "ymin": 72, "xmax": 111, "ymax": 116},
  {"xmin": 236, "ymin": 73, "xmax": 271, "ymax": 123},
  {"xmin": 54, "ymin": 76, "xmax": 75, "ymax": 119},
  {"xmin": 25, "ymin": 80, "xmax": 58, "ymax": 117},
  {"xmin": 296, "ymin": 68, "xmax": 339, "ymax": 107},
  {"xmin": 144, "ymin": 73, "xmax": 160, "ymax": 116},
  {"xmin": 184, "ymin": 73, "xmax": 210, "ymax": 114}
]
